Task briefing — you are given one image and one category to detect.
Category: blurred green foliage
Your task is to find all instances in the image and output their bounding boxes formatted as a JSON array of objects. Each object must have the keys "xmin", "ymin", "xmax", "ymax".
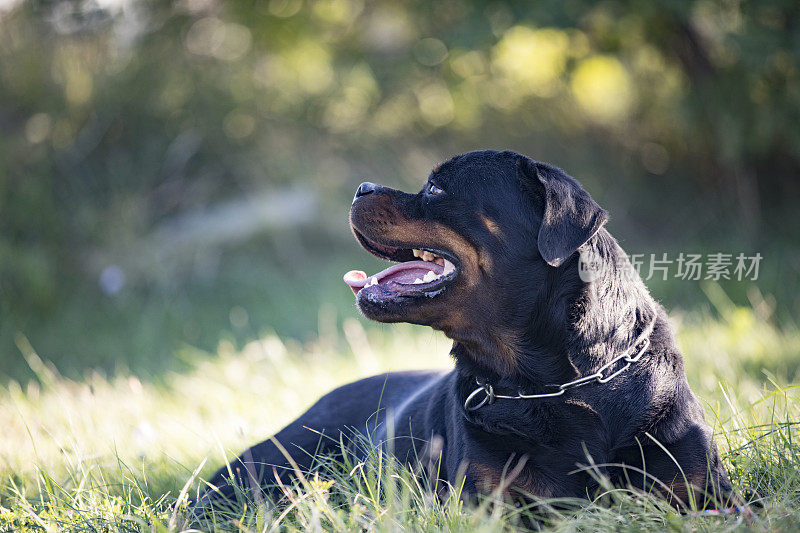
[{"xmin": 1, "ymin": 0, "xmax": 798, "ymax": 380}]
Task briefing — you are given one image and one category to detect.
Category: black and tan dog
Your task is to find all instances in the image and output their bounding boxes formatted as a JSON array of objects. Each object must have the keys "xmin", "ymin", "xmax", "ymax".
[{"xmin": 198, "ymin": 149, "xmax": 732, "ymax": 510}]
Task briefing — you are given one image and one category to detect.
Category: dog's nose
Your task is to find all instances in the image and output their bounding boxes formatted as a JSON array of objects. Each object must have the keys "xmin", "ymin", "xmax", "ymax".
[{"xmin": 354, "ymin": 182, "xmax": 377, "ymax": 202}]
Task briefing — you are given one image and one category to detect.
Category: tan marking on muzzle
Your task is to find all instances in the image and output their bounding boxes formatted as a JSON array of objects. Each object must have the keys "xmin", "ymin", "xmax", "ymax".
[
  {"xmin": 351, "ymin": 194, "xmax": 518, "ymax": 371},
  {"xmin": 386, "ymin": 219, "xmax": 492, "ymax": 280}
]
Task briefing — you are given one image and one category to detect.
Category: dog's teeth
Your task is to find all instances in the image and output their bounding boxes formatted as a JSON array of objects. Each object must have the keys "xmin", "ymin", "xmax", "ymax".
[
  {"xmin": 413, "ymin": 277, "xmax": 424, "ymax": 284},
  {"xmin": 422, "ymin": 271, "xmax": 437, "ymax": 283},
  {"xmin": 411, "ymin": 249, "xmax": 452, "ymax": 274},
  {"xmin": 367, "ymin": 277, "xmax": 378, "ymax": 287}
]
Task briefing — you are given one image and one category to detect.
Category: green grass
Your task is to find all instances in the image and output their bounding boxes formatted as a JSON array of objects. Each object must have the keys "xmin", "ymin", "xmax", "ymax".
[{"xmin": 1, "ymin": 298, "xmax": 799, "ymax": 531}]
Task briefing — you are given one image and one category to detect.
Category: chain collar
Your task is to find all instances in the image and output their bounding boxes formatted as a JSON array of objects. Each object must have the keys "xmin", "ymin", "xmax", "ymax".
[{"xmin": 464, "ymin": 335, "xmax": 652, "ymax": 412}]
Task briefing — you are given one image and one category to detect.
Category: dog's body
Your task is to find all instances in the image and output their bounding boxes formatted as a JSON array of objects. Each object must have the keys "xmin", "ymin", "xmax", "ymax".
[{"xmin": 199, "ymin": 150, "xmax": 731, "ymax": 509}]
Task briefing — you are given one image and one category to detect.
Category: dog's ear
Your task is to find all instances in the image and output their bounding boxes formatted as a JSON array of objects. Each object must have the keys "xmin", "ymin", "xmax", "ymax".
[{"xmin": 517, "ymin": 157, "xmax": 608, "ymax": 267}]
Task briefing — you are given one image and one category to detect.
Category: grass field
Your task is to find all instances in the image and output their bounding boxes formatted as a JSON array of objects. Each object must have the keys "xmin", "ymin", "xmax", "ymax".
[{"xmin": 1, "ymin": 289, "xmax": 799, "ymax": 531}]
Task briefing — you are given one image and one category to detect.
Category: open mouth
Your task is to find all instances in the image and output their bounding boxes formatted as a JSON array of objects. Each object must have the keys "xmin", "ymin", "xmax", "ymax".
[{"xmin": 343, "ymin": 230, "xmax": 459, "ymax": 297}]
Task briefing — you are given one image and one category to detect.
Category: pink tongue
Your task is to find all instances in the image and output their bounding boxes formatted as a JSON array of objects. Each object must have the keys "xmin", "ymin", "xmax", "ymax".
[{"xmin": 343, "ymin": 260, "xmax": 443, "ymax": 294}]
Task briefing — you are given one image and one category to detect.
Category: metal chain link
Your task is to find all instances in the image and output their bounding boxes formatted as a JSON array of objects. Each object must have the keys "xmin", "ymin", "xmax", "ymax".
[{"xmin": 464, "ymin": 337, "xmax": 651, "ymax": 411}]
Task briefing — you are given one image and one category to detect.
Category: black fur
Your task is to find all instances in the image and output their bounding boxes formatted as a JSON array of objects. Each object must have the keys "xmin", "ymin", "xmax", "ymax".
[{"xmin": 195, "ymin": 150, "xmax": 732, "ymax": 511}]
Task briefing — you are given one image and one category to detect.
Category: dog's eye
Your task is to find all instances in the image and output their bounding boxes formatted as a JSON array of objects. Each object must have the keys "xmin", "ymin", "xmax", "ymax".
[{"xmin": 427, "ymin": 183, "xmax": 443, "ymax": 195}]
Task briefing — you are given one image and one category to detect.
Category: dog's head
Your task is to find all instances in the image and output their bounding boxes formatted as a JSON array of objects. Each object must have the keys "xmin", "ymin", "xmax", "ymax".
[{"xmin": 345, "ymin": 150, "xmax": 608, "ymax": 374}]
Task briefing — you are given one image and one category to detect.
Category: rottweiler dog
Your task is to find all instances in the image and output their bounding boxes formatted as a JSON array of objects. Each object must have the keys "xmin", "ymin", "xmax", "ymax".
[{"xmin": 197, "ymin": 149, "xmax": 732, "ymax": 510}]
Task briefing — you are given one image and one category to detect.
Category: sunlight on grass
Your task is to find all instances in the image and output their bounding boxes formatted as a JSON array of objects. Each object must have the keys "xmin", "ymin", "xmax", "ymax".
[{"xmin": 1, "ymin": 308, "xmax": 799, "ymax": 531}]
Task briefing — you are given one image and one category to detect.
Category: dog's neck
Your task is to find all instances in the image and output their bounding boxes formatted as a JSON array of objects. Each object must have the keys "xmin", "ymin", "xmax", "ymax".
[
  {"xmin": 560, "ymin": 229, "xmax": 659, "ymax": 373},
  {"xmin": 453, "ymin": 229, "xmax": 659, "ymax": 395},
  {"xmin": 452, "ymin": 230, "xmax": 664, "ymax": 438}
]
